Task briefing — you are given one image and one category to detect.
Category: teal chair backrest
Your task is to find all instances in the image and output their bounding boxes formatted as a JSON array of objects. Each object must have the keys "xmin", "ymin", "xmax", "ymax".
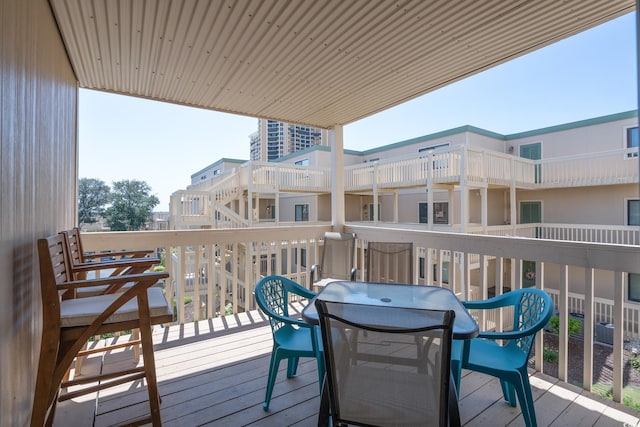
[
  {"xmin": 255, "ymin": 275, "xmax": 316, "ymax": 334},
  {"xmin": 511, "ymin": 289, "xmax": 554, "ymax": 355},
  {"xmin": 468, "ymin": 288, "xmax": 553, "ymax": 358}
]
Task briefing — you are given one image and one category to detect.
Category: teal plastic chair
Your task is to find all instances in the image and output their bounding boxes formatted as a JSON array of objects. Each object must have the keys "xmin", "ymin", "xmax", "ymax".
[
  {"xmin": 452, "ymin": 288, "xmax": 553, "ymax": 427},
  {"xmin": 255, "ymin": 275, "xmax": 324, "ymax": 411}
]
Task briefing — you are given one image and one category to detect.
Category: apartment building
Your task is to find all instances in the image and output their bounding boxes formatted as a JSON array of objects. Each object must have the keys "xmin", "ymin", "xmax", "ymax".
[
  {"xmin": 187, "ymin": 110, "xmax": 637, "ymax": 228},
  {"xmin": 249, "ymin": 119, "xmax": 329, "ymax": 162},
  {"xmin": 172, "ymin": 110, "xmax": 639, "ymax": 305}
]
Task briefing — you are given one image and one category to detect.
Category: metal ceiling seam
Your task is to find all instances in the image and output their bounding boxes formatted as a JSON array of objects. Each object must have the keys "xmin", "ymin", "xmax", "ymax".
[
  {"xmin": 196, "ymin": 0, "xmax": 296, "ymax": 107},
  {"xmin": 219, "ymin": 3, "xmax": 332, "ymax": 98},
  {"xmin": 223, "ymin": 0, "xmax": 338, "ymax": 109},
  {"xmin": 154, "ymin": 1, "xmax": 190, "ymax": 99},
  {"xmin": 182, "ymin": 1, "xmax": 272, "ymax": 104},
  {"xmin": 162, "ymin": 1, "xmax": 210, "ymax": 98},
  {"xmin": 199, "ymin": 1, "xmax": 273, "ymax": 104},
  {"xmin": 182, "ymin": 2, "xmax": 233, "ymax": 106}
]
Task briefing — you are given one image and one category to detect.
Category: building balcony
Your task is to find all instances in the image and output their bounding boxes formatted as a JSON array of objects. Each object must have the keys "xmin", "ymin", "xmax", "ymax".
[
  {"xmin": 52, "ymin": 307, "xmax": 640, "ymax": 426},
  {"xmin": 78, "ymin": 223, "xmax": 640, "ymax": 415},
  {"xmin": 169, "ymin": 146, "xmax": 639, "ymax": 229}
]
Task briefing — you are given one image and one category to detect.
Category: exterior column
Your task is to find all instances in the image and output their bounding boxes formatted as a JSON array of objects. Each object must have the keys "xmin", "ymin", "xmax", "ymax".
[
  {"xmin": 260, "ymin": 118, "xmax": 268, "ymax": 162},
  {"xmin": 247, "ymin": 166, "xmax": 253, "ymax": 227},
  {"xmin": 510, "ymin": 156, "xmax": 517, "ymax": 230},
  {"xmin": 393, "ymin": 191, "xmax": 398, "ymax": 223},
  {"xmin": 427, "ymin": 151, "xmax": 433, "ymax": 231},
  {"xmin": 330, "ymin": 125, "xmax": 345, "ymax": 229},
  {"xmin": 481, "ymin": 187, "xmax": 488, "ymax": 232},
  {"xmin": 373, "ymin": 165, "xmax": 379, "ymax": 224},
  {"xmin": 460, "ymin": 146, "xmax": 468, "ymax": 233}
]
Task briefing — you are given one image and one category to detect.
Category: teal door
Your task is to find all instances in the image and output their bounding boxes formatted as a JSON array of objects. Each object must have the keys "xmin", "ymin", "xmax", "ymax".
[
  {"xmin": 520, "ymin": 200, "xmax": 541, "ymax": 287},
  {"xmin": 520, "ymin": 201, "xmax": 541, "ymax": 224},
  {"xmin": 520, "ymin": 142, "xmax": 542, "ymax": 183}
]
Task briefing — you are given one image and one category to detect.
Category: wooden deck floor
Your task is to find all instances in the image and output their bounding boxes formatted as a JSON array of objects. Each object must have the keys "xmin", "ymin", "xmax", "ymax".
[{"xmin": 53, "ymin": 307, "xmax": 640, "ymax": 427}]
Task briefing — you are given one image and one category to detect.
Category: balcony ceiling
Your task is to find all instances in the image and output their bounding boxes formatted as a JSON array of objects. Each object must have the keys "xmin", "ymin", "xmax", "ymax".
[{"xmin": 50, "ymin": 0, "xmax": 634, "ymax": 129}]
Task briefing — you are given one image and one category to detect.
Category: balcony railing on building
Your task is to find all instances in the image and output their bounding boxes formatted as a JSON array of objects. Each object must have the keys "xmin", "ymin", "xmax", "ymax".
[
  {"xmin": 81, "ymin": 221, "xmax": 640, "ymax": 404},
  {"xmin": 169, "ymin": 145, "xmax": 639, "ymax": 229}
]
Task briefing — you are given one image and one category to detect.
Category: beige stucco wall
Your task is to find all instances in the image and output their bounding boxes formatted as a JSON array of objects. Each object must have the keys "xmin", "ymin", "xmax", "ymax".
[
  {"xmin": 517, "ymin": 184, "xmax": 637, "ymax": 225},
  {"xmin": 0, "ymin": 1, "xmax": 78, "ymax": 425},
  {"xmin": 509, "ymin": 116, "xmax": 638, "ymax": 158}
]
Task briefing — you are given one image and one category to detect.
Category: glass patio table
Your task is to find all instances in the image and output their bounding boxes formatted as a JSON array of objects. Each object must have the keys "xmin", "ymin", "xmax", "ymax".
[{"xmin": 302, "ymin": 281, "xmax": 478, "ymax": 340}]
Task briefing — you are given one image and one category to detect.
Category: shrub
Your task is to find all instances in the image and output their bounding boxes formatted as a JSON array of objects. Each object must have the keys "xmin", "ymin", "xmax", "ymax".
[
  {"xmin": 548, "ymin": 315, "xmax": 582, "ymax": 335},
  {"xmin": 543, "ymin": 347, "xmax": 558, "ymax": 363}
]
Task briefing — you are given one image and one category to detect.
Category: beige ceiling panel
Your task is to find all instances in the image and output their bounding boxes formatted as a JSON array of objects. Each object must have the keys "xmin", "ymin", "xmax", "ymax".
[{"xmin": 50, "ymin": 0, "xmax": 634, "ymax": 128}]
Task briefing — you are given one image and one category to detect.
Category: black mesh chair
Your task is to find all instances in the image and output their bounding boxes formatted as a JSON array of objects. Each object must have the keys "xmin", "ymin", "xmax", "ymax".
[
  {"xmin": 310, "ymin": 232, "xmax": 357, "ymax": 291},
  {"xmin": 366, "ymin": 241, "xmax": 413, "ymax": 284},
  {"xmin": 315, "ymin": 300, "xmax": 460, "ymax": 427}
]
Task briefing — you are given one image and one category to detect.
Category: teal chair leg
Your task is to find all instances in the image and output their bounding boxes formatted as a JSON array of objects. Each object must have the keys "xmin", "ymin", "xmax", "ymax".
[
  {"xmin": 497, "ymin": 370, "xmax": 537, "ymax": 427},
  {"xmin": 287, "ymin": 356, "xmax": 300, "ymax": 377},
  {"xmin": 514, "ymin": 367, "xmax": 537, "ymax": 427},
  {"xmin": 500, "ymin": 379, "xmax": 517, "ymax": 406},
  {"xmin": 263, "ymin": 347, "xmax": 282, "ymax": 411}
]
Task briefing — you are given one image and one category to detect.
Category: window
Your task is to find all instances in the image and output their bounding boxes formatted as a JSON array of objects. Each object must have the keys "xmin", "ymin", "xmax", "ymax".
[
  {"xmin": 628, "ymin": 199, "xmax": 640, "ymax": 226},
  {"xmin": 295, "ymin": 159, "xmax": 309, "ymax": 166},
  {"xmin": 213, "ymin": 169, "xmax": 221, "ymax": 176},
  {"xmin": 367, "ymin": 203, "xmax": 381, "ymax": 221},
  {"xmin": 434, "ymin": 202, "xmax": 448, "ymax": 224},
  {"xmin": 520, "ymin": 142, "xmax": 542, "ymax": 182},
  {"xmin": 433, "ymin": 262, "xmax": 449, "ymax": 284},
  {"xmin": 295, "ymin": 204, "xmax": 309, "ymax": 221},
  {"xmin": 260, "ymin": 254, "xmax": 277, "ymax": 275},
  {"xmin": 629, "ymin": 273, "xmax": 640, "ymax": 302},
  {"xmin": 626, "ymin": 126, "xmax": 639, "ymax": 157},
  {"xmin": 418, "ymin": 202, "xmax": 449, "ymax": 224},
  {"xmin": 419, "ymin": 203, "xmax": 428, "ymax": 224},
  {"xmin": 293, "ymin": 248, "xmax": 307, "ymax": 268}
]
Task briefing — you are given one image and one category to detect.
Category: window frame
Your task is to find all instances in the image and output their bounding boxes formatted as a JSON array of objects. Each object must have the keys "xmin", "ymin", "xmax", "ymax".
[
  {"xmin": 624, "ymin": 125, "xmax": 639, "ymax": 158},
  {"xmin": 294, "ymin": 204, "xmax": 309, "ymax": 222},
  {"xmin": 418, "ymin": 201, "xmax": 449, "ymax": 224},
  {"xmin": 626, "ymin": 198, "xmax": 640, "ymax": 226},
  {"xmin": 628, "ymin": 273, "xmax": 640, "ymax": 303}
]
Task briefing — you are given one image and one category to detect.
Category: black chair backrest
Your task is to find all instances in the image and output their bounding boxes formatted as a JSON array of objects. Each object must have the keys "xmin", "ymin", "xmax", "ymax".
[
  {"xmin": 318, "ymin": 232, "xmax": 356, "ymax": 280},
  {"xmin": 315, "ymin": 299, "xmax": 455, "ymax": 427},
  {"xmin": 366, "ymin": 241, "xmax": 413, "ymax": 284}
]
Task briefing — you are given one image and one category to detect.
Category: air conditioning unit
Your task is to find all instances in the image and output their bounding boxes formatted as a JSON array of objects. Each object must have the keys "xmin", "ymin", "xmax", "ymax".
[{"xmin": 595, "ymin": 322, "xmax": 614, "ymax": 345}]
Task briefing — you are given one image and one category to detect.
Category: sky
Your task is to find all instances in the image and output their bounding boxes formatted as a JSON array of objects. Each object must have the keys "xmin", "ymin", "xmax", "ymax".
[{"xmin": 79, "ymin": 13, "xmax": 637, "ymax": 212}]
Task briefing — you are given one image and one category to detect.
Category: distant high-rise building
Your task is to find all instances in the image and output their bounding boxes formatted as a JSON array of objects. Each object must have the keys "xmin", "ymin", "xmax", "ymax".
[{"xmin": 250, "ymin": 119, "xmax": 328, "ymax": 161}]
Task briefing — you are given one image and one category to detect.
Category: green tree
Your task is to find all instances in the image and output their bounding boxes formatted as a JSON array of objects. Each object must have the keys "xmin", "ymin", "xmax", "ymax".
[
  {"xmin": 78, "ymin": 178, "xmax": 111, "ymax": 225},
  {"xmin": 104, "ymin": 180, "xmax": 159, "ymax": 231}
]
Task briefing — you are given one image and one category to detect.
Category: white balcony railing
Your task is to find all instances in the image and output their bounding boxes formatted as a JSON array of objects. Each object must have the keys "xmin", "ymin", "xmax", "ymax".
[
  {"xmin": 345, "ymin": 145, "xmax": 638, "ymax": 190},
  {"xmin": 245, "ymin": 161, "xmax": 332, "ymax": 192},
  {"xmin": 81, "ymin": 224, "xmax": 640, "ymax": 403},
  {"xmin": 171, "ymin": 146, "xmax": 638, "ymax": 225}
]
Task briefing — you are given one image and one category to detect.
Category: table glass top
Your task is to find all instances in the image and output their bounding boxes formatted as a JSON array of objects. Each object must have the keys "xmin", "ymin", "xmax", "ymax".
[{"xmin": 303, "ymin": 281, "xmax": 478, "ymax": 339}]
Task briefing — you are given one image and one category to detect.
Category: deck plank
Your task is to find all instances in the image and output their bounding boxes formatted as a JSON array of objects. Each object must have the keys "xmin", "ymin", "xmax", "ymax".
[{"xmin": 53, "ymin": 309, "xmax": 640, "ymax": 427}]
